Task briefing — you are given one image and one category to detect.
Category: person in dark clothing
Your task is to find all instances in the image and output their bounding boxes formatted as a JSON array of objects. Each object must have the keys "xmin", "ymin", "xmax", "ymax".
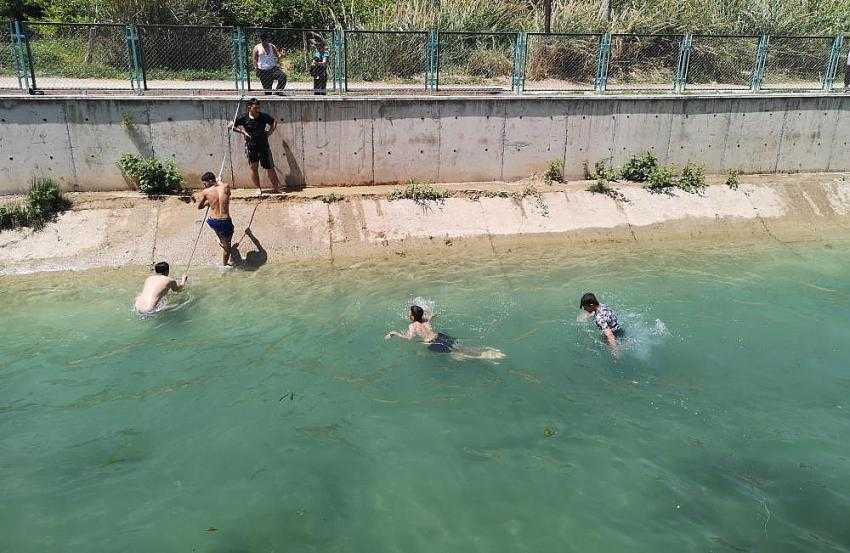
[
  {"xmin": 310, "ymin": 40, "xmax": 330, "ymax": 96},
  {"xmin": 231, "ymin": 98, "xmax": 281, "ymax": 193}
]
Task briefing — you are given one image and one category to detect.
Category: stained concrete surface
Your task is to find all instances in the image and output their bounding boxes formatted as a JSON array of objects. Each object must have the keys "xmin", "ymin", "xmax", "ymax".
[
  {"xmin": 1, "ymin": 93, "xmax": 849, "ymax": 194},
  {"xmin": 2, "ymin": 174, "xmax": 850, "ymax": 275}
]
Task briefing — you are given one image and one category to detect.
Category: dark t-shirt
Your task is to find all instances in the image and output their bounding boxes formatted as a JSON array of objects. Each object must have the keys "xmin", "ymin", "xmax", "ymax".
[{"xmin": 235, "ymin": 112, "xmax": 274, "ymax": 148}]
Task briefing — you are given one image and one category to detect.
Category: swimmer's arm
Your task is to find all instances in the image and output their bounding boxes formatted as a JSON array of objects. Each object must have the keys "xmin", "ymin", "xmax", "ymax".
[
  {"xmin": 385, "ymin": 325, "xmax": 414, "ymax": 340},
  {"xmin": 170, "ymin": 276, "xmax": 188, "ymax": 292}
]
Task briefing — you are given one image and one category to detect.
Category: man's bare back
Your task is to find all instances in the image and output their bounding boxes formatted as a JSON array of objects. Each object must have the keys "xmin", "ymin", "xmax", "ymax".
[
  {"xmin": 198, "ymin": 181, "xmax": 231, "ymax": 219},
  {"xmin": 134, "ymin": 273, "xmax": 186, "ymax": 314}
]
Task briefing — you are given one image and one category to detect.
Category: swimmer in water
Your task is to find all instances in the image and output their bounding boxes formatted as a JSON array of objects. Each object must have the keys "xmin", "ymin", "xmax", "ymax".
[
  {"xmin": 580, "ymin": 292, "xmax": 622, "ymax": 353},
  {"xmin": 134, "ymin": 262, "xmax": 187, "ymax": 315},
  {"xmin": 385, "ymin": 305, "xmax": 505, "ymax": 361}
]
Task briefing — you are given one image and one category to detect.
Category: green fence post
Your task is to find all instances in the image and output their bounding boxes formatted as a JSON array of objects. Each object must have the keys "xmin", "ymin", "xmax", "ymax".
[
  {"xmin": 332, "ymin": 28, "xmax": 346, "ymax": 94},
  {"xmin": 124, "ymin": 24, "xmax": 144, "ymax": 95},
  {"xmin": 674, "ymin": 33, "xmax": 692, "ymax": 93},
  {"xmin": 425, "ymin": 30, "xmax": 438, "ymax": 92},
  {"xmin": 511, "ymin": 32, "xmax": 527, "ymax": 93},
  {"xmin": 822, "ymin": 35, "xmax": 844, "ymax": 91},
  {"xmin": 230, "ymin": 27, "xmax": 248, "ymax": 92},
  {"xmin": 10, "ymin": 20, "xmax": 35, "ymax": 92},
  {"xmin": 594, "ymin": 32, "xmax": 611, "ymax": 93},
  {"xmin": 750, "ymin": 34, "xmax": 769, "ymax": 92}
]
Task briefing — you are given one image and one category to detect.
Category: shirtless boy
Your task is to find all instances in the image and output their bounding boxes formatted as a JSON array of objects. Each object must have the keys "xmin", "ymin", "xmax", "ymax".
[
  {"xmin": 134, "ymin": 262, "xmax": 187, "ymax": 314},
  {"xmin": 196, "ymin": 172, "xmax": 235, "ymax": 266}
]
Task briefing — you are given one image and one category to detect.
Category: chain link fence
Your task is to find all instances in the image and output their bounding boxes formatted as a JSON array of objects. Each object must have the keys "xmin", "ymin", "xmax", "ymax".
[
  {"xmin": 687, "ymin": 34, "xmax": 759, "ymax": 91},
  {"xmin": 762, "ymin": 36, "xmax": 832, "ymax": 91},
  {"xmin": 1, "ymin": 23, "xmax": 847, "ymax": 95},
  {"xmin": 25, "ymin": 22, "xmax": 129, "ymax": 90},
  {"xmin": 437, "ymin": 32, "xmax": 515, "ymax": 92},
  {"xmin": 841, "ymin": 40, "xmax": 850, "ymax": 91},
  {"xmin": 524, "ymin": 33, "xmax": 599, "ymax": 92},
  {"xmin": 138, "ymin": 25, "xmax": 233, "ymax": 90},
  {"xmin": 344, "ymin": 30, "xmax": 428, "ymax": 93},
  {"xmin": 0, "ymin": 24, "xmax": 15, "ymax": 89},
  {"xmin": 607, "ymin": 34, "xmax": 681, "ymax": 91}
]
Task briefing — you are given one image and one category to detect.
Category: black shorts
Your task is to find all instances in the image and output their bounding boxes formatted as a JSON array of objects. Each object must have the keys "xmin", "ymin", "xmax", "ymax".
[{"xmin": 246, "ymin": 143, "xmax": 274, "ymax": 170}]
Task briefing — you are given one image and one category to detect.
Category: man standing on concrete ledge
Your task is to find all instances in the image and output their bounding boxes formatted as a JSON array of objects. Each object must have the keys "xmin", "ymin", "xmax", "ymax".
[
  {"xmin": 197, "ymin": 172, "xmax": 235, "ymax": 267},
  {"xmin": 232, "ymin": 98, "xmax": 282, "ymax": 194}
]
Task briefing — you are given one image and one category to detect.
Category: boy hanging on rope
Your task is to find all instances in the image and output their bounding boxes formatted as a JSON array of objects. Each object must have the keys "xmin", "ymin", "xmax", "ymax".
[{"xmin": 196, "ymin": 171, "xmax": 235, "ymax": 267}]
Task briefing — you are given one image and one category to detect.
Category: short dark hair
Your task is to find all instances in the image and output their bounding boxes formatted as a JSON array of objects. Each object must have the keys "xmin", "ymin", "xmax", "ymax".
[
  {"xmin": 246, "ymin": 98, "xmax": 259, "ymax": 107},
  {"xmin": 259, "ymin": 32, "xmax": 271, "ymax": 42},
  {"xmin": 201, "ymin": 172, "xmax": 216, "ymax": 185},
  {"xmin": 580, "ymin": 292, "xmax": 599, "ymax": 309},
  {"xmin": 154, "ymin": 262, "xmax": 170, "ymax": 276},
  {"xmin": 410, "ymin": 305, "xmax": 425, "ymax": 323}
]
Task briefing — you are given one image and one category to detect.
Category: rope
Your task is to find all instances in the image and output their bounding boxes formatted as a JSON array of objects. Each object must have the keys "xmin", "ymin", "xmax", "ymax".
[{"xmin": 182, "ymin": 95, "xmax": 245, "ymax": 277}]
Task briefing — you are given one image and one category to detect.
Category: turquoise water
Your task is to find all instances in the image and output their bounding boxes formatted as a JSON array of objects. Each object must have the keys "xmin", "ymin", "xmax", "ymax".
[{"xmin": 2, "ymin": 241, "xmax": 850, "ymax": 552}]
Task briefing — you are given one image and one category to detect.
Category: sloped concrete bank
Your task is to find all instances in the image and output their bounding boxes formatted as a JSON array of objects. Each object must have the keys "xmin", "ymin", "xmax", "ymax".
[
  {"xmin": 1, "ymin": 93, "xmax": 849, "ymax": 193},
  {"xmin": 2, "ymin": 174, "xmax": 850, "ymax": 275}
]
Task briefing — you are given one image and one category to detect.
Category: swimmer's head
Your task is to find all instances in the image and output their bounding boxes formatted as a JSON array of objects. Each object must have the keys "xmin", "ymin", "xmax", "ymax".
[
  {"xmin": 201, "ymin": 172, "xmax": 217, "ymax": 187},
  {"xmin": 410, "ymin": 305, "xmax": 426, "ymax": 323},
  {"xmin": 580, "ymin": 292, "xmax": 599, "ymax": 313},
  {"xmin": 154, "ymin": 261, "xmax": 170, "ymax": 276}
]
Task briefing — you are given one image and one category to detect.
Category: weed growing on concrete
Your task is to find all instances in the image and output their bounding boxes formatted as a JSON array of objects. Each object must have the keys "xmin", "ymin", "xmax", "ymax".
[
  {"xmin": 725, "ymin": 169, "xmax": 740, "ymax": 190},
  {"xmin": 543, "ymin": 159, "xmax": 564, "ymax": 184},
  {"xmin": 319, "ymin": 193, "xmax": 345, "ymax": 203},
  {"xmin": 592, "ymin": 159, "xmax": 619, "ymax": 181},
  {"xmin": 0, "ymin": 177, "xmax": 71, "ymax": 231},
  {"xmin": 645, "ymin": 165, "xmax": 676, "ymax": 191},
  {"xmin": 117, "ymin": 154, "xmax": 184, "ymax": 196},
  {"xmin": 678, "ymin": 162, "xmax": 707, "ymax": 193},
  {"xmin": 587, "ymin": 178, "xmax": 626, "ymax": 201},
  {"xmin": 621, "ymin": 151, "xmax": 659, "ymax": 182},
  {"xmin": 468, "ymin": 190, "xmax": 511, "ymax": 200},
  {"xmin": 387, "ymin": 181, "xmax": 450, "ymax": 203},
  {"xmin": 514, "ymin": 184, "xmax": 549, "ymax": 216},
  {"xmin": 121, "ymin": 112, "xmax": 137, "ymax": 131}
]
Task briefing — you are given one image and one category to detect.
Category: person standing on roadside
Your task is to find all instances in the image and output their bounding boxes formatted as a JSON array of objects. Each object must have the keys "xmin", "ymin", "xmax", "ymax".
[
  {"xmin": 253, "ymin": 33, "xmax": 286, "ymax": 95},
  {"xmin": 231, "ymin": 98, "xmax": 282, "ymax": 193},
  {"xmin": 310, "ymin": 40, "xmax": 330, "ymax": 96}
]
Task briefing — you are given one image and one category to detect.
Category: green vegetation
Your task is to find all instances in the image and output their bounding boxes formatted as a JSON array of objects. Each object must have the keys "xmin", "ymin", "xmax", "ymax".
[
  {"xmin": 620, "ymin": 151, "xmax": 659, "ymax": 183},
  {"xmin": 387, "ymin": 181, "xmax": 450, "ymax": 203},
  {"xmin": 0, "ymin": 177, "xmax": 71, "ymax": 231},
  {"xmin": 514, "ymin": 184, "xmax": 549, "ymax": 216},
  {"xmin": 725, "ymin": 169, "xmax": 740, "ymax": 190},
  {"xmin": 592, "ymin": 159, "xmax": 619, "ymax": 181},
  {"xmin": 543, "ymin": 158, "xmax": 564, "ymax": 184},
  {"xmin": 319, "ymin": 192, "xmax": 345, "ymax": 203},
  {"xmin": 645, "ymin": 165, "xmax": 676, "ymax": 190},
  {"xmin": 116, "ymin": 154, "xmax": 184, "ymax": 196},
  {"xmin": 678, "ymin": 162, "xmax": 707, "ymax": 192}
]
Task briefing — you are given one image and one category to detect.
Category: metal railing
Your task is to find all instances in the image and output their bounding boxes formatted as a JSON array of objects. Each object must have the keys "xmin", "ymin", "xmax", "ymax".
[{"xmin": 2, "ymin": 21, "xmax": 848, "ymax": 96}]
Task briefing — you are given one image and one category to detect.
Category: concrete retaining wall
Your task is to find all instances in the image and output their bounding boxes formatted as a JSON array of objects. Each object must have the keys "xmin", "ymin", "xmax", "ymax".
[{"xmin": 1, "ymin": 94, "xmax": 849, "ymax": 193}]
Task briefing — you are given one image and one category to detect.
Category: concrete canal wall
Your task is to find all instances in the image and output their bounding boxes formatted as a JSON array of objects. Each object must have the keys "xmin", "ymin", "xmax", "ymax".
[{"xmin": 0, "ymin": 93, "xmax": 849, "ymax": 194}]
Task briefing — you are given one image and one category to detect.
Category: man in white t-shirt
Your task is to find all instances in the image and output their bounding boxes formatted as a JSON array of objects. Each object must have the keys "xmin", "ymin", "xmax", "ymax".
[{"xmin": 253, "ymin": 33, "xmax": 287, "ymax": 95}]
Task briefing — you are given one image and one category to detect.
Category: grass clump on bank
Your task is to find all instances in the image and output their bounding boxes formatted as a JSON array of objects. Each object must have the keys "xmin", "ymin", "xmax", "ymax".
[
  {"xmin": 726, "ymin": 169, "xmax": 740, "ymax": 189},
  {"xmin": 387, "ymin": 181, "xmax": 450, "ymax": 203},
  {"xmin": 117, "ymin": 154, "xmax": 184, "ymax": 196},
  {"xmin": 0, "ymin": 177, "xmax": 71, "ymax": 231},
  {"xmin": 543, "ymin": 159, "xmax": 564, "ymax": 184},
  {"xmin": 319, "ymin": 192, "xmax": 345, "ymax": 203}
]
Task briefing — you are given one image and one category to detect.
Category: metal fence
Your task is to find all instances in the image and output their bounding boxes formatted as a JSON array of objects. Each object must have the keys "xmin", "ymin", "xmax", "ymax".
[{"xmin": 2, "ymin": 21, "xmax": 848, "ymax": 96}]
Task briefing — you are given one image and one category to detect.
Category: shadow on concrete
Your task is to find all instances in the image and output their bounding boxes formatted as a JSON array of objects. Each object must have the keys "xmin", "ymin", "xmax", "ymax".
[
  {"xmin": 230, "ymin": 228, "xmax": 267, "ymax": 271},
  {"xmin": 281, "ymin": 139, "xmax": 305, "ymax": 190}
]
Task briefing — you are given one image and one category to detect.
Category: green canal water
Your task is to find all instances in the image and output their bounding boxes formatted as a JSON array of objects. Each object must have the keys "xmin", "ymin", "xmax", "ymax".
[{"xmin": 2, "ymin": 241, "xmax": 850, "ymax": 552}]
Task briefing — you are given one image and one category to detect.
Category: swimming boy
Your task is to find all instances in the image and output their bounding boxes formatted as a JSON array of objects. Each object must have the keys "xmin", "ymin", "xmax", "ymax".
[
  {"xmin": 386, "ymin": 305, "xmax": 504, "ymax": 360},
  {"xmin": 134, "ymin": 262, "xmax": 187, "ymax": 314},
  {"xmin": 196, "ymin": 172, "xmax": 234, "ymax": 267},
  {"xmin": 580, "ymin": 292, "xmax": 622, "ymax": 350}
]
